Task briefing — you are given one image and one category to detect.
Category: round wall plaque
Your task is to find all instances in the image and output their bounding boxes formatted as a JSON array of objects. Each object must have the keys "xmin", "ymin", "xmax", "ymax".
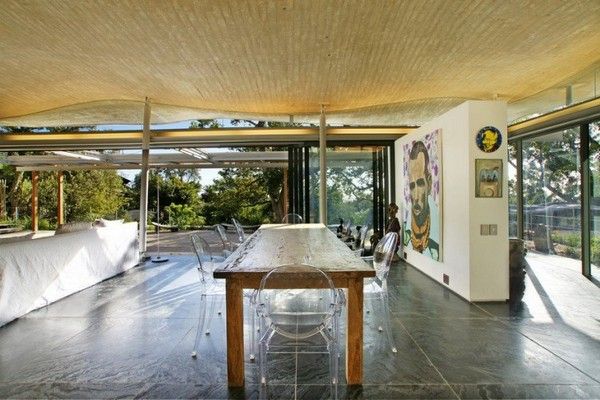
[{"xmin": 476, "ymin": 126, "xmax": 502, "ymax": 153}]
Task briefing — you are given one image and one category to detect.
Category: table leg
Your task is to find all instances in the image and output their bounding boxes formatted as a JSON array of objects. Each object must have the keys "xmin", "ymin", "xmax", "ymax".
[
  {"xmin": 346, "ymin": 278, "xmax": 364, "ymax": 385},
  {"xmin": 226, "ymin": 279, "xmax": 244, "ymax": 386}
]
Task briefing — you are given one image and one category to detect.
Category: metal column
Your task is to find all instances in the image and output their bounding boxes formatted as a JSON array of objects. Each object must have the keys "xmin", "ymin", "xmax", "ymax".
[
  {"xmin": 138, "ymin": 98, "xmax": 151, "ymax": 259},
  {"xmin": 319, "ymin": 106, "xmax": 327, "ymax": 224}
]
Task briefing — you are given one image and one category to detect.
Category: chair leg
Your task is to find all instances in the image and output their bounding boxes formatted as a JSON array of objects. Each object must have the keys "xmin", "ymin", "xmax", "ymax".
[
  {"xmin": 249, "ymin": 299, "xmax": 256, "ymax": 362},
  {"xmin": 259, "ymin": 340, "xmax": 268, "ymax": 385},
  {"xmin": 328, "ymin": 315, "xmax": 340, "ymax": 400},
  {"xmin": 192, "ymin": 294, "xmax": 208, "ymax": 358},
  {"xmin": 204, "ymin": 294, "xmax": 219, "ymax": 335},
  {"xmin": 379, "ymin": 291, "xmax": 397, "ymax": 354}
]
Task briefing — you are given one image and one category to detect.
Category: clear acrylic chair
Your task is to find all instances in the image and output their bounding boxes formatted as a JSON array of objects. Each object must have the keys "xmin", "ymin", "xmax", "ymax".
[
  {"xmin": 256, "ymin": 264, "xmax": 344, "ymax": 396},
  {"xmin": 353, "ymin": 224, "xmax": 370, "ymax": 256},
  {"xmin": 191, "ymin": 233, "xmax": 257, "ymax": 361},
  {"xmin": 215, "ymin": 224, "xmax": 235, "ymax": 257},
  {"xmin": 190, "ymin": 233, "xmax": 225, "ymax": 357},
  {"xmin": 231, "ymin": 218, "xmax": 246, "ymax": 244},
  {"xmin": 281, "ymin": 213, "xmax": 303, "ymax": 223},
  {"xmin": 363, "ymin": 231, "xmax": 398, "ymax": 353}
]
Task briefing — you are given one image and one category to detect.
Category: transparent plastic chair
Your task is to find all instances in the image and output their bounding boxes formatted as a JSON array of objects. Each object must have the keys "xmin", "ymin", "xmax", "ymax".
[
  {"xmin": 190, "ymin": 233, "xmax": 257, "ymax": 361},
  {"xmin": 281, "ymin": 213, "xmax": 303, "ymax": 223},
  {"xmin": 190, "ymin": 234, "xmax": 225, "ymax": 357},
  {"xmin": 231, "ymin": 218, "xmax": 246, "ymax": 244},
  {"xmin": 352, "ymin": 224, "xmax": 370, "ymax": 256},
  {"xmin": 363, "ymin": 231, "xmax": 398, "ymax": 353},
  {"xmin": 215, "ymin": 224, "xmax": 235, "ymax": 256},
  {"xmin": 255, "ymin": 264, "xmax": 344, "ymax": 396}
]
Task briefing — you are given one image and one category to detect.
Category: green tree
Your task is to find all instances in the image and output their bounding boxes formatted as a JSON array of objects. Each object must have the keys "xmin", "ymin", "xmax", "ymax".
[
  {"xmin": 201, "ymin": 168, "xmax": 272, "ymax": 225},
  {"xmin": 64, "ymin": 170, "xmax": 126, "ymax": 221},
  {"xmin": 130, "ymin": 170, "xmax": 203, "ymax": 224}
]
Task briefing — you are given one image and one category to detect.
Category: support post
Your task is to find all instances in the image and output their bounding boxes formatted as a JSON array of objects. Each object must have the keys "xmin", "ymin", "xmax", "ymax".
[
  {"xmin": 57, "ymin": 171, "xmax": 64, "ymax": 226},
  {"xmin": 319, "ymin": 105, "xmax": 327, "ymax": 224},
  {"xmin": 139, "ymin": 98, "xmax": 151, "ymax": 259},
  {"xmin": 515, "ymin": 140, "xmax": 524, "ymax": 239},
  {"xmin": 282, "ymin": 167, "xmax": 288, "ymax": 217},
  {"xmin": 31, "ymin": 171, "xmax": 39, "ymax": 232},
  {"xmin": 580, "ymin": 124, "xmax": 591, "ymax": 277}
]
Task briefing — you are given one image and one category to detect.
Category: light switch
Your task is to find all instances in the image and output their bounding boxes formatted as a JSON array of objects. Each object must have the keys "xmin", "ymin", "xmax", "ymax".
[
  {"xmin": 489, "ymin": 224, "xmax": 498, "ymax": 236},
  {"xmin": 480, "ymin": 224, "xmax": 489, "ymax": 235}
]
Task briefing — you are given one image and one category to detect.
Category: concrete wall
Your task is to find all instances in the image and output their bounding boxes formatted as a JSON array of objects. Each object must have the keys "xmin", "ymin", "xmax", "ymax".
[{"xmin": 395, "ymin": 100, "xmax": 509, "ymax": 301}]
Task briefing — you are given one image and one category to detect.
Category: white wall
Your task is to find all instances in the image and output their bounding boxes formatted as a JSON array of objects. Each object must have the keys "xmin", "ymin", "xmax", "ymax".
[{"xmin": 395, "ymin": 101, "xmax": 509, "ymax": 301}]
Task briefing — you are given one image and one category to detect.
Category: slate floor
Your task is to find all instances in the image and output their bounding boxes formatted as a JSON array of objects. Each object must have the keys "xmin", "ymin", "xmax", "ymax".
[{"xmin": 0, "ymin": 250, "xmax": 598, "ymax": 399}]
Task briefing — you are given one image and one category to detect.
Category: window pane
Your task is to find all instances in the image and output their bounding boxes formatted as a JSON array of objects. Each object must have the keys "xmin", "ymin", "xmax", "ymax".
[
  {"xmin": 589, "ymin": 120, "xmax": 600, "ymax": 280},
  {"xmin": 508, "ymin": 143, "xmax": 518, "ymax": 237},
  {"xmin": 309, "ymin": 146, "xmax": 375, "ymax": 226},
  {"xmin": 522, "ymin": 128, "xmax": 581, "ymax": 270}
]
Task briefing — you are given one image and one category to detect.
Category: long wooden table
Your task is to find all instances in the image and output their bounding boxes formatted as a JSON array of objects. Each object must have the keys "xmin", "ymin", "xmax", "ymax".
[{"xmin": 214, "ymin": 223, "xmax": 375, "ymax": 387}]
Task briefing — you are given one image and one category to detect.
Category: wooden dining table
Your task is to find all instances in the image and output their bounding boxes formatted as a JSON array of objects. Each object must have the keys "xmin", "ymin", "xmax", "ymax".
[{"xmin": 213, "ymin": 223, "xmax": 376, "ymax": 387}]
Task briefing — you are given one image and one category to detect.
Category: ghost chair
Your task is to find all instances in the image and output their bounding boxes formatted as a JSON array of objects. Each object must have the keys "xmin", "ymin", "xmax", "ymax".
[
  {"xmin": 215, "ymin": 224, "xmax": 236, "ymax": 257},
  {"xmin": 281, "ymin": 213, "xmax": 303, "ymax": 224},
  {"xmin": 352, "ymin": 224, "xmax": 370, "ymax": 256},
  {"xmin": 191, "ymin": 233, "xmax": 258, "ymax": 361},
  {"xmin": 363, "ymin": 231, "xmax": 399, "ymax": 353},
  {"xmin": 231, "ymin": 218, "xmax": 246, "ymax": 244},
  {"xmin": 256, "ymin": 264, "xmax": 345, "ymax": 398},
  {"xmin": 190, "ymin": 234, "xmax": 226, "ymax": 357}
]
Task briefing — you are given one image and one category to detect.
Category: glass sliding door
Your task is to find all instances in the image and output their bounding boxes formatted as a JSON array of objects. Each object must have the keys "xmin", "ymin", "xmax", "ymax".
[
  {"xmin": 522, "ymin": 128, "xmax": 582, "ymax": 271},
  {"xmin": 508, "ymin": 143, "xmax": 518, "ymax": 237},
  {"xmin": 308, "ymin": 145, "xmax": 380, "ymax": 229},
  {"xmin": 588, "ymin": 120, "xmax": 600, "ymax": 281}
]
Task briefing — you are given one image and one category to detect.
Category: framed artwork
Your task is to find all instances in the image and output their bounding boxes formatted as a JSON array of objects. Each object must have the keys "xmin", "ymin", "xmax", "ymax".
[
  {"xmin": 475, "ymin": 159, "xmax": 502, "ymax": 198},
  {"xmin": 475, "ymin": 126, "xmax": 502, "ymax": 153},
  {"xmin": 402, "ymin": 128, "xmax": 442, "ymax": 262}
]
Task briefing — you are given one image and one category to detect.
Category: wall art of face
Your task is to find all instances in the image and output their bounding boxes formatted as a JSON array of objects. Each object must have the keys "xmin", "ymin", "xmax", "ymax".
[{"xmin": 408, "ymin": 146, "xmax": 431, "ymax": 226}]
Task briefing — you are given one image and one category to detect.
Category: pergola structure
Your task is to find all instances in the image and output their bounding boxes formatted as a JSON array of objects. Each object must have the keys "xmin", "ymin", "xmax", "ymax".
[{"xmin": 1, "ymin": 1, "xmax": 600, "ymax": 255}]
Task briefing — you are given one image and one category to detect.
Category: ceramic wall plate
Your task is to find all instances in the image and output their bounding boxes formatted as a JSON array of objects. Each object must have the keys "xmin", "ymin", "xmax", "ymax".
[{"xmin": 476, "ymin": 126, "xmax": 502, "ymax": 153}]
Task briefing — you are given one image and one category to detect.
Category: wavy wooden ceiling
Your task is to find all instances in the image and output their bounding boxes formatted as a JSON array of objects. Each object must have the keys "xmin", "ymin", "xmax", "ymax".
[{"xmin": 1, "ymin": 0, "xmax": 599, "ymax": 127}]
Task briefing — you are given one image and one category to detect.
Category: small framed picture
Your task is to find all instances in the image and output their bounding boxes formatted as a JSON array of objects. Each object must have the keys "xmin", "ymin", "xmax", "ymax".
[{"xmin": 475, "ymin": 159, "xmax": 502, "ymax": 198}]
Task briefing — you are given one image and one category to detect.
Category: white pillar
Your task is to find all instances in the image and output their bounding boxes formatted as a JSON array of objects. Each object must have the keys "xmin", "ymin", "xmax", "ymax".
[
  {"xmin": 319, "ymin": 105, "xmax": 327, "ymax": 224},
  {"xmin": 139, "ymin": 98, "xmax": 151, "ymax": 259}
]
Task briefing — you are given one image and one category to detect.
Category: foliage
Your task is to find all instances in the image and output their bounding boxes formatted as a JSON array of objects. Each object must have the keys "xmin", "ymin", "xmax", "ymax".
[
  {"xmin": 201, "ymin": 168, "xmax": 272, "ymax": 225},
  {"xmin": 164, "ymin": 203, "xmax": 205, "ymax": 228},
  {"xmin": 130, "ymin": 171, "xmax": 203, "ymax": 225},
  {"xmin": 64, "ymin": 170, "xmax": 127, "ymax": 221},
  {"xmin": 309, "ymin": 149, "xmax": 374, "ymax": 226},
  {"xmin": 522, "ymin": 130, "xmax": 580, "ymax": 206},
  {"xmin": 551, "ymin": 231, "xmax": 580, "ymax": 248}
]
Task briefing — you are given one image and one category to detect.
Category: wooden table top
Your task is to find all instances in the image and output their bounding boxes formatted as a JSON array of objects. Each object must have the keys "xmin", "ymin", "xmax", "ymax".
[{"xmin": 213, "ymin": 223, "xmax": 375, "ymax": 280}]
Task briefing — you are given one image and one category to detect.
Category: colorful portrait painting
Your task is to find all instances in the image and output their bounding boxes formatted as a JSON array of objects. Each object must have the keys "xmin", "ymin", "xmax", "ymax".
[
  {"xmin": 402, "ymin": 129, "xmax": 442, "ymax": 262},
  {"xmin": 475, "ymin": 126, "xmax": 502, "ymax": 153},
  {"xmin": 475, "ymin": 159, "xmax": 503, "ymax": 198}
]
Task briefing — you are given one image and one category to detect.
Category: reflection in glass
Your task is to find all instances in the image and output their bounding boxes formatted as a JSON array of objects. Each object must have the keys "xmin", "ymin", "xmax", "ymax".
[
  {"xmin": 508, "ymin": 144, "xmax": 518, "ymax": 237},
  {"xmin": 589, "ymin": 120, "xmax": 600, "ymax": 280},
  {"xmin": 309, "ymin": 146, "xmax": 375, "ymax": 226},
  {"xmin": 522, "ymin": 128, "xmax": 581, "ymax": 269}
]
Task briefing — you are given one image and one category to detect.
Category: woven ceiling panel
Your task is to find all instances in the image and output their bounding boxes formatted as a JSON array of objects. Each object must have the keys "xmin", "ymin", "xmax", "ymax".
[{"xmin": 1, "ymin": 0, "xmax": 599, "ymax": 126}]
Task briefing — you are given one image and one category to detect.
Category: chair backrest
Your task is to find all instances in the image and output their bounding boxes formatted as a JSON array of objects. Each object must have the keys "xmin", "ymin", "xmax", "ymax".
[
  {"xmin": 281, "ymin": 213, "xmax": 303, "ymax": 224},
  {"xmin": 190, "ymin": 233, "xmax": 212, "ymax": 281},
  {"xmin": 231, "ymin": 218, "xmax": 246, "ymax": 243},
  {"xmin": 372, "ymin": 232, "xmax": 398, "ymax": 280},
  {"xmin": 256, "ymin": 264, "xmax": 339, "ymax": 340},
  {"xmin": 343, "ymin": 219, "xmax": 352, "ymax": 235},
  {"xmin": 357, "ymin": 224, "xmax": 369, "ymax": 250},
  {"xmin": 215, "ymin": 224, "xmax": 231, "ymax": 251}
]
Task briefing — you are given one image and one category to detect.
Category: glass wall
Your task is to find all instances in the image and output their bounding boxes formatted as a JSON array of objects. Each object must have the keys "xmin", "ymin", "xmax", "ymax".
[
  {"xmin": 522, "ymin": 128, "xmax": 582, "ymax": 268},
  {"xmin": 508, "ymin": 143, "xmax": 518, "ymax": 237},
  {"xmin": 589, "ymin": 120, "xmax": 600, "ymax": 281},
  {"xmin": 309, "ymin": 146, "xmax": 378, "ymax": 228}
]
